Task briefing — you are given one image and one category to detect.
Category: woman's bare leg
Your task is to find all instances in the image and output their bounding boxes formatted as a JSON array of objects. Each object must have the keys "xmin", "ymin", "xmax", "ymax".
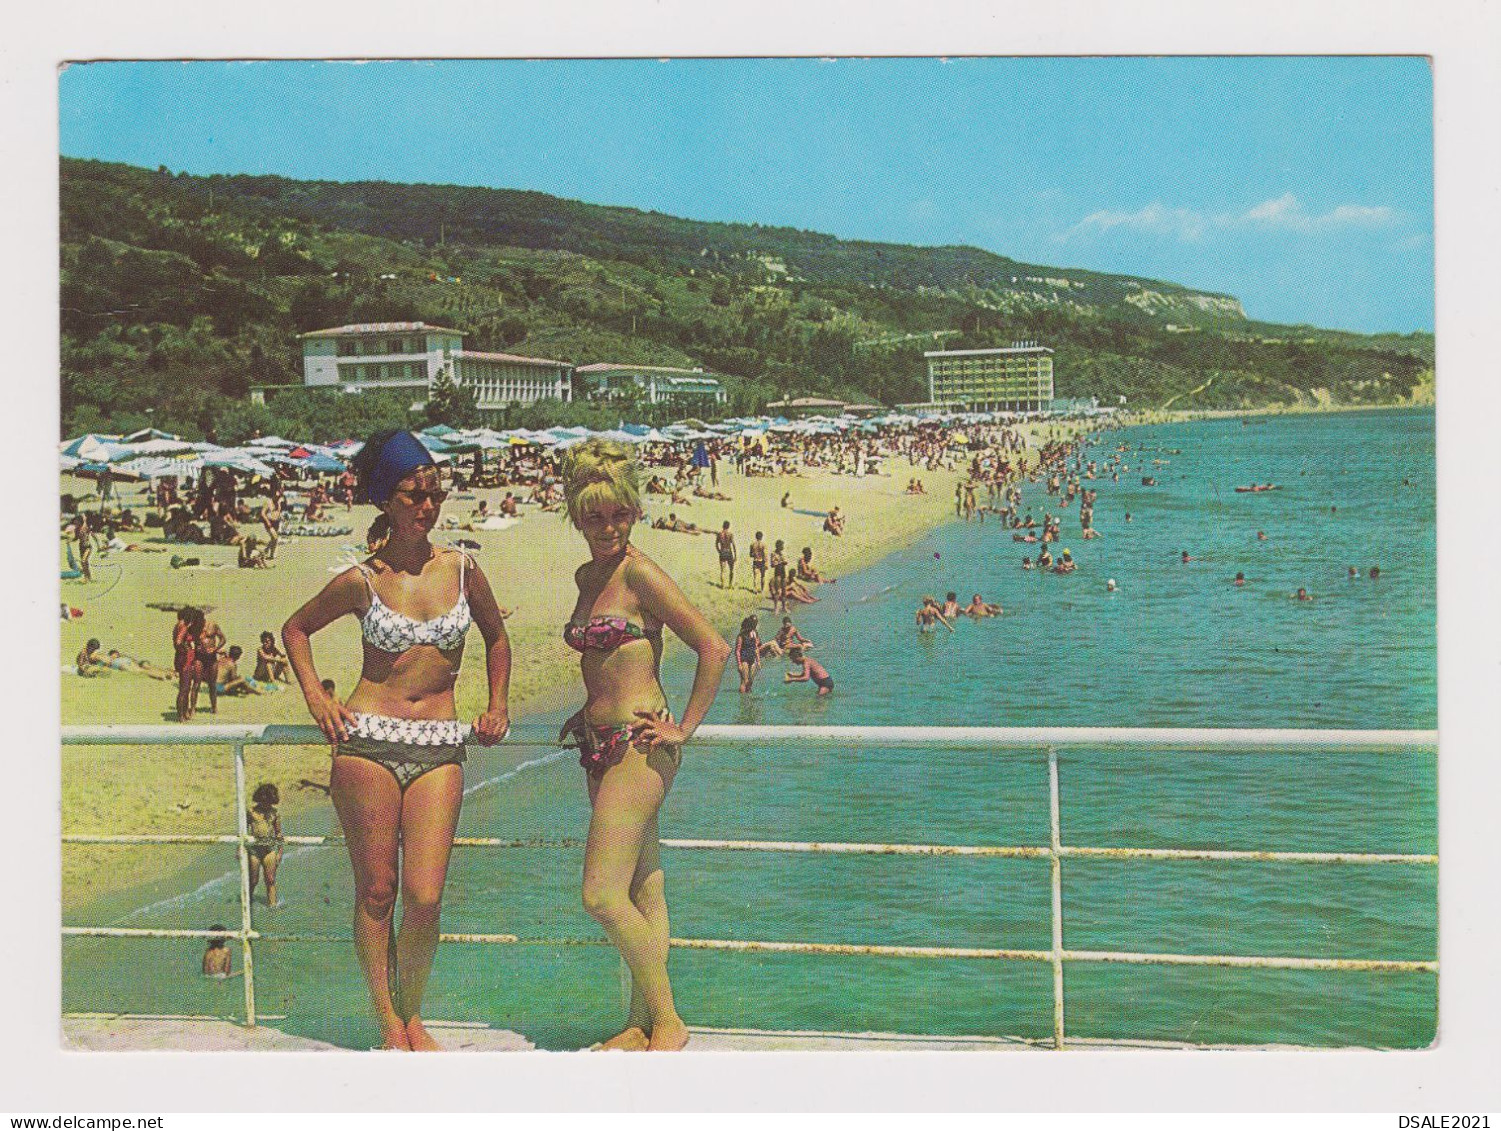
[
  {"xmin": 583, "ymin": 747, "xmax": 686, "ymax": 1051},
  {"xmin": 263, "ymin": 847, "xmax": 281, "ymax": 907},
  {"xmin": 395, "ymin": 763, "xmax": 463, "ymax": 1051},
  {"xmin": 330, "ymin": 755, "xmax": 409, "ymax": 1050}
]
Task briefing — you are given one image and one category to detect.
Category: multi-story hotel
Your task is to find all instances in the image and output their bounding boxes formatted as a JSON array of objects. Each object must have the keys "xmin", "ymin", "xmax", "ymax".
[
  {"xmin": 296, "ymin": 322, "xmax": 573, "ymax": 413},
  {"xmin": 923, "ymin": 343, "xmax": 1055, "ymax": 412},
  {"xmin": 573, "ymin": 363, "xmax": 726, "ymax": 409}
]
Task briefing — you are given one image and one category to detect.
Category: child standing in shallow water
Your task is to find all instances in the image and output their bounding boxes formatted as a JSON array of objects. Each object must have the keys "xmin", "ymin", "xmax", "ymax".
[{"xmin": 784, "ymin": 646, "xmax": 833, "ymax": 696}]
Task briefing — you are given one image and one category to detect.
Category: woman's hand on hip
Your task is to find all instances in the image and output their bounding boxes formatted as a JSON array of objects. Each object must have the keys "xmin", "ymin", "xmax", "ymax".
[
  {"xmin": 633, "ymin": 709, "xmax": 687, "ymax": 748},
  {"xmin": 307, "ymin": 692, "xmax": 357, "ymax": 744}
]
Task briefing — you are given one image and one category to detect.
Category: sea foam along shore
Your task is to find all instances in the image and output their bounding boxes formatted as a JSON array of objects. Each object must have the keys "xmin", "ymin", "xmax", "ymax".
[{"xmin": 61, "ymin": 445, "xmax": 1002, "ymax": 911}]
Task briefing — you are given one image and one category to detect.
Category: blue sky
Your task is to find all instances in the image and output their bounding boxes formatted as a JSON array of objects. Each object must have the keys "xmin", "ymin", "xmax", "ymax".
[{"xmin": 59, "ymin": 57, "xmax": 1433, "ymax": 333}]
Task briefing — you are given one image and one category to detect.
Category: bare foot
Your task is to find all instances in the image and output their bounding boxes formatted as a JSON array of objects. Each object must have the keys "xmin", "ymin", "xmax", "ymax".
[
  {"xmin": 405, "ymin": 1016, "xmax": 443, "ymax": 1051},
  {"xmin": 379, "ymin": 1016, "xmax": 412, "ymax": 1050},
  {"xmin": 647, "ymin": 1017, "xmax": 689, "ymax": 1051},
  {"xmin": 593, "ymin": 1025, "xmax": 649, "ymax": 1051}
]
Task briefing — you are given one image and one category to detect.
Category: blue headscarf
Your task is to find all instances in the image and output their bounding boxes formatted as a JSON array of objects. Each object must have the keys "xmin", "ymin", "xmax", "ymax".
[{"xmin": 352, "ymin": 430, "xmax": 437, "ymax": 505}]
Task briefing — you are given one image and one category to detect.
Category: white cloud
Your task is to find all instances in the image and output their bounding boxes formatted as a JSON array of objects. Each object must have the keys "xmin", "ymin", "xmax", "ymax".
[
  {"xmin": 1062, "ymin": 193, "xmax": 1399, "ymax": 242},
  {"xmin": 1240, "ymin": 193, "xmax": 1397, "ymax": 232},
  {"xmin": 1065, "ymin": 203, "xmax": 1210, "ymax": 242}
]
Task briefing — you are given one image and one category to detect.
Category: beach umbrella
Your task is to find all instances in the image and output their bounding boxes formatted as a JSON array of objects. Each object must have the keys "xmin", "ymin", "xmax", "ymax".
[
  {"xmin": 61, "ymin": 434, "xmax": 129, "ymax": 462},
  {"xmin": 248, "ymin": 435, "xmax": 299, "ymax": 448},
  {"xmin": 76, "ymin": 461, "xmax": 146, "ymax": 482},
  {"xmin": 122, "ymin": 427, "xmax": 186, "ymax": 444},
  {"xmin": 423, "ymin": 424, "xmax": 458, "ymax": 437},
  {"xmin": 201, "ymin": 449, "xmax": 276, "ymax": 477},
  {"xmin": 114, "ymin": 454, "xmax": 205, "ymax": 480},
  {"xmin": 301, "ymin": 452, "xmax": 348, "ymax": 473},
  {"xmin": 120, "ymin": 437, "xmax": 197, "ymax": 456}
]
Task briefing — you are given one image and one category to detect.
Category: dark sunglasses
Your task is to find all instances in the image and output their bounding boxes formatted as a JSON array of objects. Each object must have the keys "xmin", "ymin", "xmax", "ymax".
[{"xmin": 394, "ymin": 488, "xmax": 449, "ymax": 505}]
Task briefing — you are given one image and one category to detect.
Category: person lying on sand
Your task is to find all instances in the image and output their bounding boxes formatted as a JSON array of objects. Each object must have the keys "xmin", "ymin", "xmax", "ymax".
[
  {"xmin": 692, "ymin": 485, "xmax": 731, "ymax": 501},
  {"xmin": 652, "ymin": 513, "xmax": 704, "ymax": 535},
  {"xmin": 75, "ymin": 639, "xmax": 108, "ymax": 676},
  {"xmin": 104, "ymin": 650, "xmax": 175, "ymax": 681}
]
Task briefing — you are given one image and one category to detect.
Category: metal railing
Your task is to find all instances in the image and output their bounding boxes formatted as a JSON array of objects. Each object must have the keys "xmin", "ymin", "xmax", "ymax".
[{"xmin": 62, "ymin": 723, "xmax": 1438, "ymax": 1049}]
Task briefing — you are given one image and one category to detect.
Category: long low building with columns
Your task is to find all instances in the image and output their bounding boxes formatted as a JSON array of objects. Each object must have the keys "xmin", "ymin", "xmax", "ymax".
[{"xmin": 295, "ymin": 322, "xmax": 573, "ymax": 412}]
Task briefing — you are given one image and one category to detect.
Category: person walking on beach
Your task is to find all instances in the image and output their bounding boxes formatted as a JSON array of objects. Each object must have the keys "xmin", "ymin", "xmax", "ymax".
[
  {"xmin": 769, "ymin": 539, "xmax": 789, "ymax": 614},
  {"xmin": 558, "ymin": 439, "xmax": 728, "ymax": 1052},
  {"xmin": 734, "ymin": 616, "xmax": 762, "ymax": 693},
  {"xmin": 282, "ymin": 429, "xmax": 512, "ymax": 1051},
  {"xmin": 72, "ymin": 513, "xmax": 93, "ymax": 582},
  {"xmin": 715, "ymin": 521, "xmax": 737, "ymax": 589},
  {"xmin": 748, "ymin": 531, "xmax": 768, "ymax": 593}
]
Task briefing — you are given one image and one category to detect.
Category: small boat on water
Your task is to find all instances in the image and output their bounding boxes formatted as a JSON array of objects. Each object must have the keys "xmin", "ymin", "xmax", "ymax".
[{"xmin": 1234, "ymin": 484, "xmax": 1280, "ymax": 493}]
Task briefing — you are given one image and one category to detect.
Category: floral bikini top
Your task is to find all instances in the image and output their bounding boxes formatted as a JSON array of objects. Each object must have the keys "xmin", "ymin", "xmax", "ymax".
[
  {"xmin": 357, "ymin": 553, "xmax": 473, "ymax": 654},
  {"xmin": 563, "ymin": 615, "xmax": 662, "ymax": 653}
]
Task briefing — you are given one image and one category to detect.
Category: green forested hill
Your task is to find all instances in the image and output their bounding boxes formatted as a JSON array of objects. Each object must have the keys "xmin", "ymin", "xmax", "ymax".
[{"xmin": 60, "ymin": 157, "xmax": 1434, "ymax": 441}]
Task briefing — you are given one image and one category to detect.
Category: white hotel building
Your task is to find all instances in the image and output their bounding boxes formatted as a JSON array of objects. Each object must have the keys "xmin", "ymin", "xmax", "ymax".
[{"xmin": 297, "ymin": 322, "xmax": 573, "ymax": 413}]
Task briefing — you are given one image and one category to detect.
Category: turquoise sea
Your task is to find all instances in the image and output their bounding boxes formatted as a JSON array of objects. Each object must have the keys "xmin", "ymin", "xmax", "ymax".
[{"xmin": 63, "ymin": 408, "xmax": 1437, "ymax": 1049}]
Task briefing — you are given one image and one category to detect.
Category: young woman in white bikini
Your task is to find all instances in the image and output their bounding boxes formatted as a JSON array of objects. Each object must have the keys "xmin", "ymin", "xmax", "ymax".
[{"xmin": 283, "ymin": 430, "xmax": 511, "ymax": 1051}]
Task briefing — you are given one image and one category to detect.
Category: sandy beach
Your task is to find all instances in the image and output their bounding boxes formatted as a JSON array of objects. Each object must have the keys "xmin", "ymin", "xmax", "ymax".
[{"xmin": 61, "ymin": 455, "xmax": 977, "ymax": 910}]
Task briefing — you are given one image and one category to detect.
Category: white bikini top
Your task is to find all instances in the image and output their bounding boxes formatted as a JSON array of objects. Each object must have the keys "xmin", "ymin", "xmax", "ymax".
[{"xmin": 356, "ymin": 552, "xmax": 473, "ymax": 654}]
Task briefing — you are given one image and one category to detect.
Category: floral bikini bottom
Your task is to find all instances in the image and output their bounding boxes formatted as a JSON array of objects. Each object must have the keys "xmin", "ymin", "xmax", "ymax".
[{"xmin": 562, "ymin": 712, "xmax": 681, "ymax": 780}]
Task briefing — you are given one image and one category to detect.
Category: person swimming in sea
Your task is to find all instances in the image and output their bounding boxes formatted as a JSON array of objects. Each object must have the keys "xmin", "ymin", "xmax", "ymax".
[
  {"xmin": 1234, "ymin": 572, "xmax": 1247, "ymax": 587},
  {"xmin": 1053, "ymin": 549, "xmax": 1076, "ymax": 574},
  {"xmin": 941, "ymin": 592, "xmax": 961, "ymax": 620},
  {"xmin": 202, "ymin": 926, "xmax": 233, "ymax": 978},
  {"xmin": 963, "ymin": 594, "xmax": 1001, "ymax": 618},
  {"xmin": 1294, "ymin": 587, "xmax": 1313, "ymax": 601},
  {"xmin": 915, "ymin": 596, "xmax": 953, "ymax": 633}
]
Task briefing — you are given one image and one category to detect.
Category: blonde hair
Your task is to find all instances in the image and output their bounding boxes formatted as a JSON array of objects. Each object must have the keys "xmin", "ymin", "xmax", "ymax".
[{"xmin": 561, "ymin": 439, "xmax": 641, "ymax": 528}]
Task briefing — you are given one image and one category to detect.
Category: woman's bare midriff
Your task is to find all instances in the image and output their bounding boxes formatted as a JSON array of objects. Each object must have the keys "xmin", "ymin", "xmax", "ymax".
[
  {"xmin": 344, "ymin": 642, "xmax": 464, "ymax": 720},
  {"xmin": 580, "ymin": 640, "xmax": 668, "ymax": 728}
]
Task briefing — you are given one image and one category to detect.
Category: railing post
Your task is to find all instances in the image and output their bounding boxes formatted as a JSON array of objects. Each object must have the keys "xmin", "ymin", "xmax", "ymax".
[
  {"xmin": 233, "ymin": 742, "xmax": 257, "ymax": 1027},
  {"xmin": 1047, "ymin": 745, "xmax": 1065, "ymax": 1050}
]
